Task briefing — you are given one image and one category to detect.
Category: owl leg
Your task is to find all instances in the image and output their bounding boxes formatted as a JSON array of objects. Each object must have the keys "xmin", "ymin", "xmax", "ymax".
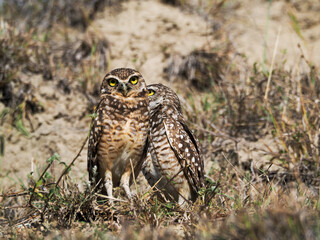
[
  {"xmin": 177, "ymin": 182, "xmax": 191, "ymax": 207},
  {"xmin": 178, "ymin": 195, "xmax": 187, "ymax": 207},
  {"xmin": 120, "ymin": 168, "xmax": 133, "ymax": 199},
  {"xmin": 104, "ymin": 170, "xmax": 113, "ymax": 200}
]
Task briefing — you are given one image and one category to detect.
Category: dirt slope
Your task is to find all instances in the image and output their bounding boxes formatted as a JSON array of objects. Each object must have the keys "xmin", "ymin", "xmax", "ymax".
[
  {"xmin": 91, "ymin": 0, "xmax": 210, "ymax": 83},
  {"xmin": 229, "ymin": 0, "xmax": 320, "ymax": 69},
  {"xmin": 1, "ymin": 0, "xmax": 320, "ymax": 190}
]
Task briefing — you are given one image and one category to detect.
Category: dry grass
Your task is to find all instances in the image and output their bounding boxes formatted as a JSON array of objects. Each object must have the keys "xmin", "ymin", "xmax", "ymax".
[{"xmin": 1, "ymin": 0, "xmax": 124, "ymax": 31}]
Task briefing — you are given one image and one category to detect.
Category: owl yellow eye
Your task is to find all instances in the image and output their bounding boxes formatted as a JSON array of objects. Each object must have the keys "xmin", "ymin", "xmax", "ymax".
[
  {"xmin": 129, "ymin": 76, "xmax": 138, "ymax": 85},
  {"xmin": 148, "ymin": 89, "xmax": 155, "ymax": 96},
  {"xmin": 108, "ymin": 78, "xmax": 118, "ymax": 87}
]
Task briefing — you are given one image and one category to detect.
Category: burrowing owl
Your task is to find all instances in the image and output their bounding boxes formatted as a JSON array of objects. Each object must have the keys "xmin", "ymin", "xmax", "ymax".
[
  {"xmin": 142, "ymin": 83, "xmax": 204, "ymax": 206},
  {"xmin": 87, "ymin": 68, "xmax": 149, "ymax": 199}
]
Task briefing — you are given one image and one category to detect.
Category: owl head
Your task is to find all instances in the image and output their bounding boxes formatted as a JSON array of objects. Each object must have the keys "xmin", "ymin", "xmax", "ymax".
[
  {"xmin": 100, "ymin": 68, "xmax": 148, "ymax": 98},
  {"xmin": 147, "ymin": 84, "xmax": 182, "ymax": 112}
]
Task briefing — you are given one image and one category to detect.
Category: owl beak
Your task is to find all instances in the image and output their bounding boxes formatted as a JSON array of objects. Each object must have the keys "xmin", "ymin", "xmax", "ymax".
[{"xmin": 118, "ymin": 83, "xmax": 130, "ymax": 96}]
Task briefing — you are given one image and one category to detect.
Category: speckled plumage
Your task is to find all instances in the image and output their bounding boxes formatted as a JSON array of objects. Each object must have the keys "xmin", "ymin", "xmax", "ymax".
[
  {"xmin": 142, "ymin": 84, "xmax": 204, "ymax": 206},
  {"xmin": 88, "ymin": 68, "xmax": 149, "ymax": 199}
]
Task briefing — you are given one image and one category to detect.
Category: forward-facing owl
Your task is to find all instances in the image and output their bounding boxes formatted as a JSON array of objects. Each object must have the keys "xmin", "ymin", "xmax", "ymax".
[
  {"xmin": 88, "ymin": 68, "xmax": 149, "ymax": 200},
  {"xmin": 142, "ymin": 83, "xmax": 204, "ymax": 206}
]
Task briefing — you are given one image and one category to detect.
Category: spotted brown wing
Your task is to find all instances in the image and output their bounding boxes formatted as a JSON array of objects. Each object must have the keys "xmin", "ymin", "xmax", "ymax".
[
  {"xmin": 163, "ymin": 116, "xmax": 204, "ymax": 193},
  {"xmin": 87, "ymin": 101, "xmax": 104, "ymax": 183}
]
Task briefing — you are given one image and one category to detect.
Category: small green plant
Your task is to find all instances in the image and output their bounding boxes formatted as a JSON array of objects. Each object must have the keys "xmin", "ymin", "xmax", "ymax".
[
  {"xmin": 288, "ymin": 11, "xmax": 304, "ymax": 41},
  {"xmin": 13, "ymin": 108, "xmax": 30, "ymax": 138}
]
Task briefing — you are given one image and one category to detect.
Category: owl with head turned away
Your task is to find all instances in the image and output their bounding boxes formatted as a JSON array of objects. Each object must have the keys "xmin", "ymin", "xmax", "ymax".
[{"xmin": 142, "ymin": 83, "xmax": 204, "ymax": 206}]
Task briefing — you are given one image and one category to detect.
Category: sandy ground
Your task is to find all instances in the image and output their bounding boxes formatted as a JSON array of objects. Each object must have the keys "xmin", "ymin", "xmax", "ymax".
[
  {"xmin": 1, "ymin": 0, "xmax": 320, "ymax": 190},
  {"xmin": 92, "ymin": 1, "xmax": 210, "ymax": 83},
  {"xmin": 229, "ymin": 0, "xmax": 320, "ymax": 69}
]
